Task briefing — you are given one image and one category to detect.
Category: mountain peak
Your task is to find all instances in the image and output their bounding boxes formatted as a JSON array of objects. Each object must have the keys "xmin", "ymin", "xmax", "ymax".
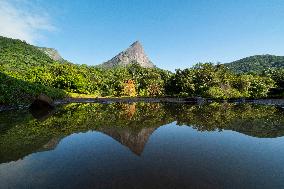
[
  {"xmin": 130, "ymin": 40, "xmax": 142, "ymax": 47},
  {"xmin": 100, "ymin": 41, "xmax": 155, "ymax": 68}
]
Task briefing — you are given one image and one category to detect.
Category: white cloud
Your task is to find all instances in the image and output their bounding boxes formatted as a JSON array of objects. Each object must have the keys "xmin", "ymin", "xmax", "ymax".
[{"xmin": 0, "ymin": 0, "xmax": 55, "ymax": 44}]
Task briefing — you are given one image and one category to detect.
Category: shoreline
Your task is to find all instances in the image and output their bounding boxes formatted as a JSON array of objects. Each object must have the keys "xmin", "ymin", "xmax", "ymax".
[
  {"xmin": 56, "ymin": 97, "xmax": 284, "ymax": 106},
  {"xmin": 54, "ymin": 97, "xmax": 205, "ymax": 104},
  {"xmin": 1, "ymin": 97, "xmax": 284, "ymax": 112}
]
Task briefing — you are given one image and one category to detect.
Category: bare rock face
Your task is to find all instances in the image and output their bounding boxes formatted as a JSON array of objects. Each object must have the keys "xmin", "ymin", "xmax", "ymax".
[
  {"xmin": 38, "ymin": 47, "xmax": 64, "ymax": 62},
  {"xmin": 101, "ymin": 41, "xmax": 155, "ymax": 68}
]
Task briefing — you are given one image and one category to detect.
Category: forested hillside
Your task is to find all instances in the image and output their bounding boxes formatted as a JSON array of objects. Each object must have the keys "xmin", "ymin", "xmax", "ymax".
[
  {"xmin": 0, "ymin": 36, "xmax": 283, "ymax": 105},
  {"xmin": 0, "ymin": 36, "xmax": 54, "ymax": 72},
  {"xmin": 225, "ymin": 55, "xmax": 284, "ymax": 74},
  {"xmin": 0, "ymin": 36, "xmax": 66, "ymax": 104}
]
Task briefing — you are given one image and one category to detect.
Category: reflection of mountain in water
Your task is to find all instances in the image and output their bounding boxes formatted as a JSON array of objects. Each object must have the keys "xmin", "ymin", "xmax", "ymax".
[
  {"xmin": 1, "ymin": 102, "xmax": 284, "ymax": 163},
  {"xmin": 37, "ymin": 127, "xmax": 157, "ymax": 158},
  {"xmin": 98, "ymin": 127, "xmax": 157, "ymax": 155}
]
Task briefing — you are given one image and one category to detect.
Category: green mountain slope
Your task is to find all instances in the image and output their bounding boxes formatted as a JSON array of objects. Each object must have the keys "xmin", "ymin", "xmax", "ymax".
[
  {"xmin": 225, "ymin": 55, "xmax": 284, "ymax": 74},
  {"xmin": 0, "ymin": 36, "xmax": 54, "ymax": 74},
  {"xmin": 0, "ymin": 36, "xmax": 66, "ymax": 105}
]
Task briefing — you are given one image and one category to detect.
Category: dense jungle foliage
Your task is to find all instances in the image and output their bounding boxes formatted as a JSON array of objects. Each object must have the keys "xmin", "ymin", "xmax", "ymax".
[
  {"xmin": 0, "ymin": 36, "xmax": 283, "ymax": 105},
  {"xmin": 166, "ymin": 63, "xmax": 275, "ymax": 99},
  {"xmin": 1, "ymin": 102, "xmax": 284, "ymax": 163}
]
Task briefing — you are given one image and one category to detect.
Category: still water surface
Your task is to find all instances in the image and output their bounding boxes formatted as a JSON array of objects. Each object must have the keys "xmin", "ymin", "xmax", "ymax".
[{"xmin": 0, "ymin": 102, "xmax": 284, "ymax": 189}]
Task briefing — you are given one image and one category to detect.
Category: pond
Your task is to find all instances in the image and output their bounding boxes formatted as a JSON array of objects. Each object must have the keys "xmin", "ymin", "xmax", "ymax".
[{"xmin": 0, "ymin": 102, "xmax": 284, "ymax": 189}]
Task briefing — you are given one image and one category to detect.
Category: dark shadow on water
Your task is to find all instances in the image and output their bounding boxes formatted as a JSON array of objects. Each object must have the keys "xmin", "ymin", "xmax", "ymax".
[{"xmin": 29, "ymin": 104, "xmax": 55, "ymax": 121}]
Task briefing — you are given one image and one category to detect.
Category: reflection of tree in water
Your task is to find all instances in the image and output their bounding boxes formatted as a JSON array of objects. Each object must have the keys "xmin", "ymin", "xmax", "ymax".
[
  {"xmin": 0, "ymin": 102, "xmax": 284, "ymax": 163},
  {"xmin": 168, "ymin": 103, "xmax": 284, "ymax": 137},
  {"xmin": 120, "ymin": 103, "xmax": 137, "ymax": 119}
]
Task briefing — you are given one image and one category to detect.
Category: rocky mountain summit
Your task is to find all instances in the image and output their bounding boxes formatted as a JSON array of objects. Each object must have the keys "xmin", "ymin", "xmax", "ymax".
[
  {"xmin": 38, "ymin": 47, "xmax": 64, "ymax": 62},
  {"xmin": 101, "ymin": 41, "xmax": 155, "ymax": 68}
]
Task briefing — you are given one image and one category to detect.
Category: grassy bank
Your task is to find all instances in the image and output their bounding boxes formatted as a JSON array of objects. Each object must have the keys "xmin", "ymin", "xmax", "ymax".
[{"xmin": 0, "ymin": 72, "xmax": 66, "ymax": 105}]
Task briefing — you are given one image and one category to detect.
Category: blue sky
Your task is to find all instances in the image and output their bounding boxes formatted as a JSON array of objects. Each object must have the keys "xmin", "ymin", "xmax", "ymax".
[{"xmin": 1, "ymin": 0, "xmax": 284, "ymax": 71}]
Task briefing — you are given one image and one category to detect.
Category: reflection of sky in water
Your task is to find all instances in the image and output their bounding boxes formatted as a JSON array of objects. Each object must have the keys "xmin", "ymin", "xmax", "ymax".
[{"xmin": 1, "ymin": 123, "xmax": 284, "ymax": 189}]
